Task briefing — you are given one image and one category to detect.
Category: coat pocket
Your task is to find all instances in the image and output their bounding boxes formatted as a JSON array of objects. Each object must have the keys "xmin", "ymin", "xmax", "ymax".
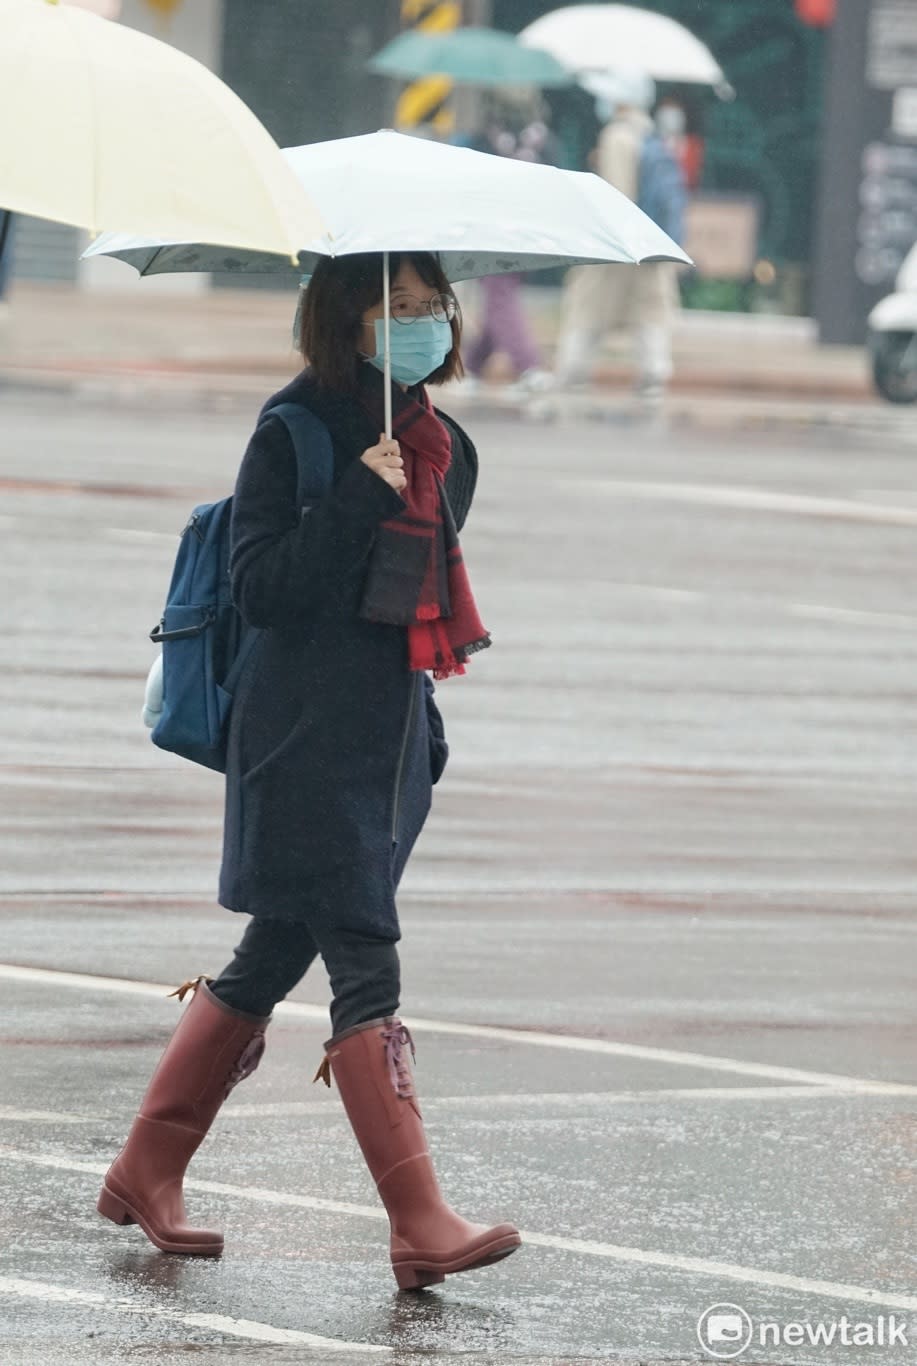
[
  {"xmin": 423, "ymin": 672, "xmax": 449, "ymax": 785},
  {"xmin": 428, "ymin": 733, "xmax": 449, "ymax": 785}
]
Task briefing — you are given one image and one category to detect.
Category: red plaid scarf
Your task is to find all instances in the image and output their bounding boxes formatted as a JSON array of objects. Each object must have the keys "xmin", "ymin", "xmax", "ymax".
[{"xmin": 357, "ymin": 368, "xmax": 491, "ymax": 679}]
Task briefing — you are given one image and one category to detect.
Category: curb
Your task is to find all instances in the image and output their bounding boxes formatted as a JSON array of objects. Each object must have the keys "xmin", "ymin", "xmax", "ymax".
[
  {"xmin": 442, "ymin": 386, "xmax": 916, "ymax": 445},
  {"xmin": 3, "ymin": 370, "xmax": 910, "ymax": 446},
  {"xmin": 0, "ymin": 357, "xmax": 875, "ymax": 407}
]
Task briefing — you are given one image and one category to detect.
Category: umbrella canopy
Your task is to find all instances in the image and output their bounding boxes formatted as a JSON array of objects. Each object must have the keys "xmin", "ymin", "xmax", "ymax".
[
  {"xmin": 579, "ymin": 69, "xmax": 656, "ymax": 114},
  {"xmin": 367, "ymin": 26, "xmax": 572, "ymax": 89},
  {"xmin": 84, "ymin": 128, "xmax": 690, "ymax": 280},
  {"xmin": 62, "ymin": 0, "xmax": 121, "ymax": 14},
  {"xmin": 0, "ymin": 0, "xmax": 324, "ymax": 253},
  {"xmin": 85, "ymin": 129, "xmax": 690, "ymax": 436},
  {"xmin": 519, "ymin": 4, "xmax": 728, "ymax": 91}
]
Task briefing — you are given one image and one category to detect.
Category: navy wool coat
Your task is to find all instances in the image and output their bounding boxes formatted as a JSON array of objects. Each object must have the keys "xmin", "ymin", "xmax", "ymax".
[{"xmin": 218, "ymin": 367, "xmax": 478, "ymax": 941}]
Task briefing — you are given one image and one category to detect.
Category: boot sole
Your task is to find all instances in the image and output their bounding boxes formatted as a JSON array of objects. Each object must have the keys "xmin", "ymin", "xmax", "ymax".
[
  {"xmin": 97, "ymin": 1183, "xmax": 224, "ymax": 1258},
  {"xmin": 393, "ymin": 1232, "xmax": 521, "ymax": 1290}
]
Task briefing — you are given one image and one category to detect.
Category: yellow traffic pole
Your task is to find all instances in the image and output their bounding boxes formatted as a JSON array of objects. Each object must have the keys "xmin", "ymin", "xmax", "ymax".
[{"xmin": 395, "ymin": 0, "xmax": 461, "ymax": 136}]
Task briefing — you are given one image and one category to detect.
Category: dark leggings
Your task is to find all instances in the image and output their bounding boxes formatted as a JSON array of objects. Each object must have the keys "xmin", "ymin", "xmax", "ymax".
[{"xmin": 209, "ymin": 916, "xmax": 401, "ymax": 1037}]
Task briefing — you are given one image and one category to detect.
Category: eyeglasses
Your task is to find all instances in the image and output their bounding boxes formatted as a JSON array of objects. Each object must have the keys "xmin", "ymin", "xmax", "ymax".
[{"xmin": 389, "ymin": 292, "xmax": 458, "ymax": 326}]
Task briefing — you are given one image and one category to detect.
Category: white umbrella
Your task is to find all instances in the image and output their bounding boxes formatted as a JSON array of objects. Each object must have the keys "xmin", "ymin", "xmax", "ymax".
[
  {"xmin": 519, "ymin": 5, "xmax": 730, "ymax": 93},
  {"xmin": 0, "ymin": 0, "xmax": 324, "ymax": 254},
  {"xmin": 62, "ymin": 0, "xmax": 121, "ymax": 15},
  {"xmin": 85, "ymin": 128, "xmax": 690, "ymax": 432}
]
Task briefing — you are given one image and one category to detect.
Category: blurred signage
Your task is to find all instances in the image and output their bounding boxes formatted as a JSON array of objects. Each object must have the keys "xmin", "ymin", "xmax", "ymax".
[
  {"xmin": 814, "ymin": 0, "xmax": 917, "ymax": 342},
  {"xmin": 867, "ymin": 0, "xmax": 917, "ymax": 87},
  {"xmin": 856, "ymin": 140, "xmax": 917, "ymax": 286},
  {"xmin": 683, "ymin": 194, "xmax": 760, "ymax": 280}
]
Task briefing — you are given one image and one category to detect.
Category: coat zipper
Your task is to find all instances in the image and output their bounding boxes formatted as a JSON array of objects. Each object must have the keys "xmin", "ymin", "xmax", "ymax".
[{"xmin": 391, "ymin": 672, "xmax": 418, "ymax": 843}]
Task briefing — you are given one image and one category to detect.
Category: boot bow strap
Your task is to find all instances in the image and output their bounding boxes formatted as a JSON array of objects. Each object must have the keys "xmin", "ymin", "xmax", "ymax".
[
  {"xmin": 167, "ymin": 973, "xmax": 214, "ymax": 1003},
  {"xmin": 224, "ymin": 1030, "xmax": 267, "ymax": 1097},
  {"xmin": 381, "ymin": 1022, "xmax": 416, "ymax": 1099}
]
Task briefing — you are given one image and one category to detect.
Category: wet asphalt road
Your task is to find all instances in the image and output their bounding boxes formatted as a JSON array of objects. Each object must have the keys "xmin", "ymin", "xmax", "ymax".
[{"xmin": 0, "ymin": 388, "xmax": 915, "ymax": 1366}]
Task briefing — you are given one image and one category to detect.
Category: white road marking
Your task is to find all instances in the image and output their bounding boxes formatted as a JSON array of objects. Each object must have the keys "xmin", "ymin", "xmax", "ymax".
[
  {"xmin": 5, "ymin": 1151, "xmax": 917, "ymax": 1315},
  {"xmin": 0, "ymin": 521, "xmax": 179, "ymax": 545},
  {"xmin": 4, "ymin": 1083, "xmax": 915, "ymax": 1132},
  {"xmin": 403, "ymin": 1081, "xmax": 917, "ymax": 1103},
  {"xmin": 516, "ymin": 1234, "xmax": 917, "ymax": 1313},
  {"xmin": 789, "ymin": 602, "xmax": 917, "ymax": 627},
  {"xmin": 0, "ymin": 1275, "xmax": 388, "ymax": 1351},
  {"xmin": 570, "ymin": 578, "xmax": 917, "ymax": 630},
  {"xmin": 0, "ymin": 963, "xmax": 214, "ymax": 1003},
  {"xmin": 3, "ymin": 1150, "xmax": 388, "ymax": 1224},
  {"xmin": 104, "ymin": 527, "xmax": 179, "ymax": 543},
  {"xmin": 0, "ymin": 961, "xmax": 911, "ymax": 1094},
  {"xmin": 389, "ymin": 1016, "xmax": 914, "ymax": 1093},
  {"xmin": 606, "ymin": 583, "xmax": 705, "ymax": 603},
  {"xmin": 581, "ymin": 478, "xmax": 917, "ymax": 528},
  {"xmin": 855, "ymin": 489, "xmax": 917, "ymax": 504},
  {"xmin": 219, "ymin": 1083, "xmax": 917, "ymax": 1118},
  {"xmin": 0, "ymin": 1105, "xmax": 94, "ymax": 1124}
]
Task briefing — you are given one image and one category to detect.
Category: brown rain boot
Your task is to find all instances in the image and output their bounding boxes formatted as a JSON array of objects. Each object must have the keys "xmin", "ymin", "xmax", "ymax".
[
  {"xmin": 97, "ymin": 974, "xmax": 271, "ymax": 1256},
  {"xmin": 314, "ymin": 1016, "xmax": 521, "ymax": 1290}
]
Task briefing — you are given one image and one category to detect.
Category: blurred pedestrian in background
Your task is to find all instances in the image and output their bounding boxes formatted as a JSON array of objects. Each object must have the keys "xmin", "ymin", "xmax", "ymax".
[
  {"xmin": 654, "ymin": 95, "xmax": 705, "ymax": 190},
  {"xmin": 463, "ymin": 94, "xmax": 557, "ymax": 396},
  {"xmin": 553, "ymin": 72, "xmax": 687, "ymax": 405}
]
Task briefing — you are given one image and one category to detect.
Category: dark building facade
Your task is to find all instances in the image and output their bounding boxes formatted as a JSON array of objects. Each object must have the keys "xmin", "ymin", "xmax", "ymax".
[
  {"xmin": 217, "ymin": 0, "xmax": 401, "ymax": 289},
  {"xmin": 221, "ymin": 0, "xmax": 400, "ymax": 151}
]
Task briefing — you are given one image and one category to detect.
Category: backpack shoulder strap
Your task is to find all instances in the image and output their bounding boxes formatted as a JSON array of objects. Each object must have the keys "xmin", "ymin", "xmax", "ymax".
[
  {"xmin": 219, "ymin": 403, "xmax": 333, "ymax": 701},
  {"xmin": 259, "ymin": 401, "xmax": 334, "ymax": 505}
]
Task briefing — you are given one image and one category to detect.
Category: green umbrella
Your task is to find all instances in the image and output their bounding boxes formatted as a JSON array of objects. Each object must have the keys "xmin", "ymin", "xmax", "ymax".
[{"xmin": 368, "ymin": 26, "xmax": 572, "ymax": 89}]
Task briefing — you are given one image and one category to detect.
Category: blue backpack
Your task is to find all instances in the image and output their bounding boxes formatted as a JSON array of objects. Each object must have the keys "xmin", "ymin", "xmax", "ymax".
[{"xmin": 148, "ymin": 402, "xmax": 334, "ymax": 772}]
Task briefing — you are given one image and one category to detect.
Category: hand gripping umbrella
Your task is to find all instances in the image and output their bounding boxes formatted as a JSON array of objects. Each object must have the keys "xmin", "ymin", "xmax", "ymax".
[{"xmin": 84, "ymin": 129, "xmax": 691, "ymax": 435}]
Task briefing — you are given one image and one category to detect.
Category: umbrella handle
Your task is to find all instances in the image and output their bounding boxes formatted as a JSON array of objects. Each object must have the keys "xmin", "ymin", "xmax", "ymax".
[{"xmin": 383, "ymin": 249, "xmax": 392, "ymax": 439}]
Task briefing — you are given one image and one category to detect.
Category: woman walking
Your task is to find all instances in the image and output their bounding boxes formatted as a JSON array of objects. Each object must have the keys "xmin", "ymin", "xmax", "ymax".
[{"xmin": 96, "ymin": 251, "xmax": 521, "ymax": 1291}]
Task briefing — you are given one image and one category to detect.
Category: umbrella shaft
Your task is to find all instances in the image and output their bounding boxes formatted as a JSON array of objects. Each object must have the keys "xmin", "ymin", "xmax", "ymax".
[{"xmin": 383, "ymin": 250, "xmax": 392, "ymax": 439}]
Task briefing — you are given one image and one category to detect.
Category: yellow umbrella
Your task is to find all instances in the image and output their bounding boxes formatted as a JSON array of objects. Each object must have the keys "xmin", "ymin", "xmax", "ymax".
[{"xmin": 0, "ymin": 0, "xmax": 324, "ymax": 256}]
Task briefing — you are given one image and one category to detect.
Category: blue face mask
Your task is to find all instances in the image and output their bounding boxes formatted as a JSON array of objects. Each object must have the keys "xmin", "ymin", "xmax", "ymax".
[{"xmin": 365, "ymin": 316, "xmax": 453, "ymax": 387}]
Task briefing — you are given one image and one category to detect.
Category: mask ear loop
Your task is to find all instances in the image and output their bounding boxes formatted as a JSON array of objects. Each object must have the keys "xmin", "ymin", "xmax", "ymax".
[{"xmin": 383, "ymin": 250, "xmax": 392, "ymax": 439}]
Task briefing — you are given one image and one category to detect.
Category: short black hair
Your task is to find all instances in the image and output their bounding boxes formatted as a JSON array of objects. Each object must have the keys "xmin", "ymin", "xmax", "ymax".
[{"xmin": 299, "ymin": 251, "xmax": 463, "ymax": 393}]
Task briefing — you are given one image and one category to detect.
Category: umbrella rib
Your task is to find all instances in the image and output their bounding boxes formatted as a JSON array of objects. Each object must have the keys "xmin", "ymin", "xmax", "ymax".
[{"xmin": 139, "ymin": 246, "xmax": 166, "ymax": 278}]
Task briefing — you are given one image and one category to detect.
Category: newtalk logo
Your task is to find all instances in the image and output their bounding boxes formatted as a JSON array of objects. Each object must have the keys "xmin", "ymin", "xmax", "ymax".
[{"xmin": 697, "ymin": 1303, "xmax": 910, "ymax": 1358}]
